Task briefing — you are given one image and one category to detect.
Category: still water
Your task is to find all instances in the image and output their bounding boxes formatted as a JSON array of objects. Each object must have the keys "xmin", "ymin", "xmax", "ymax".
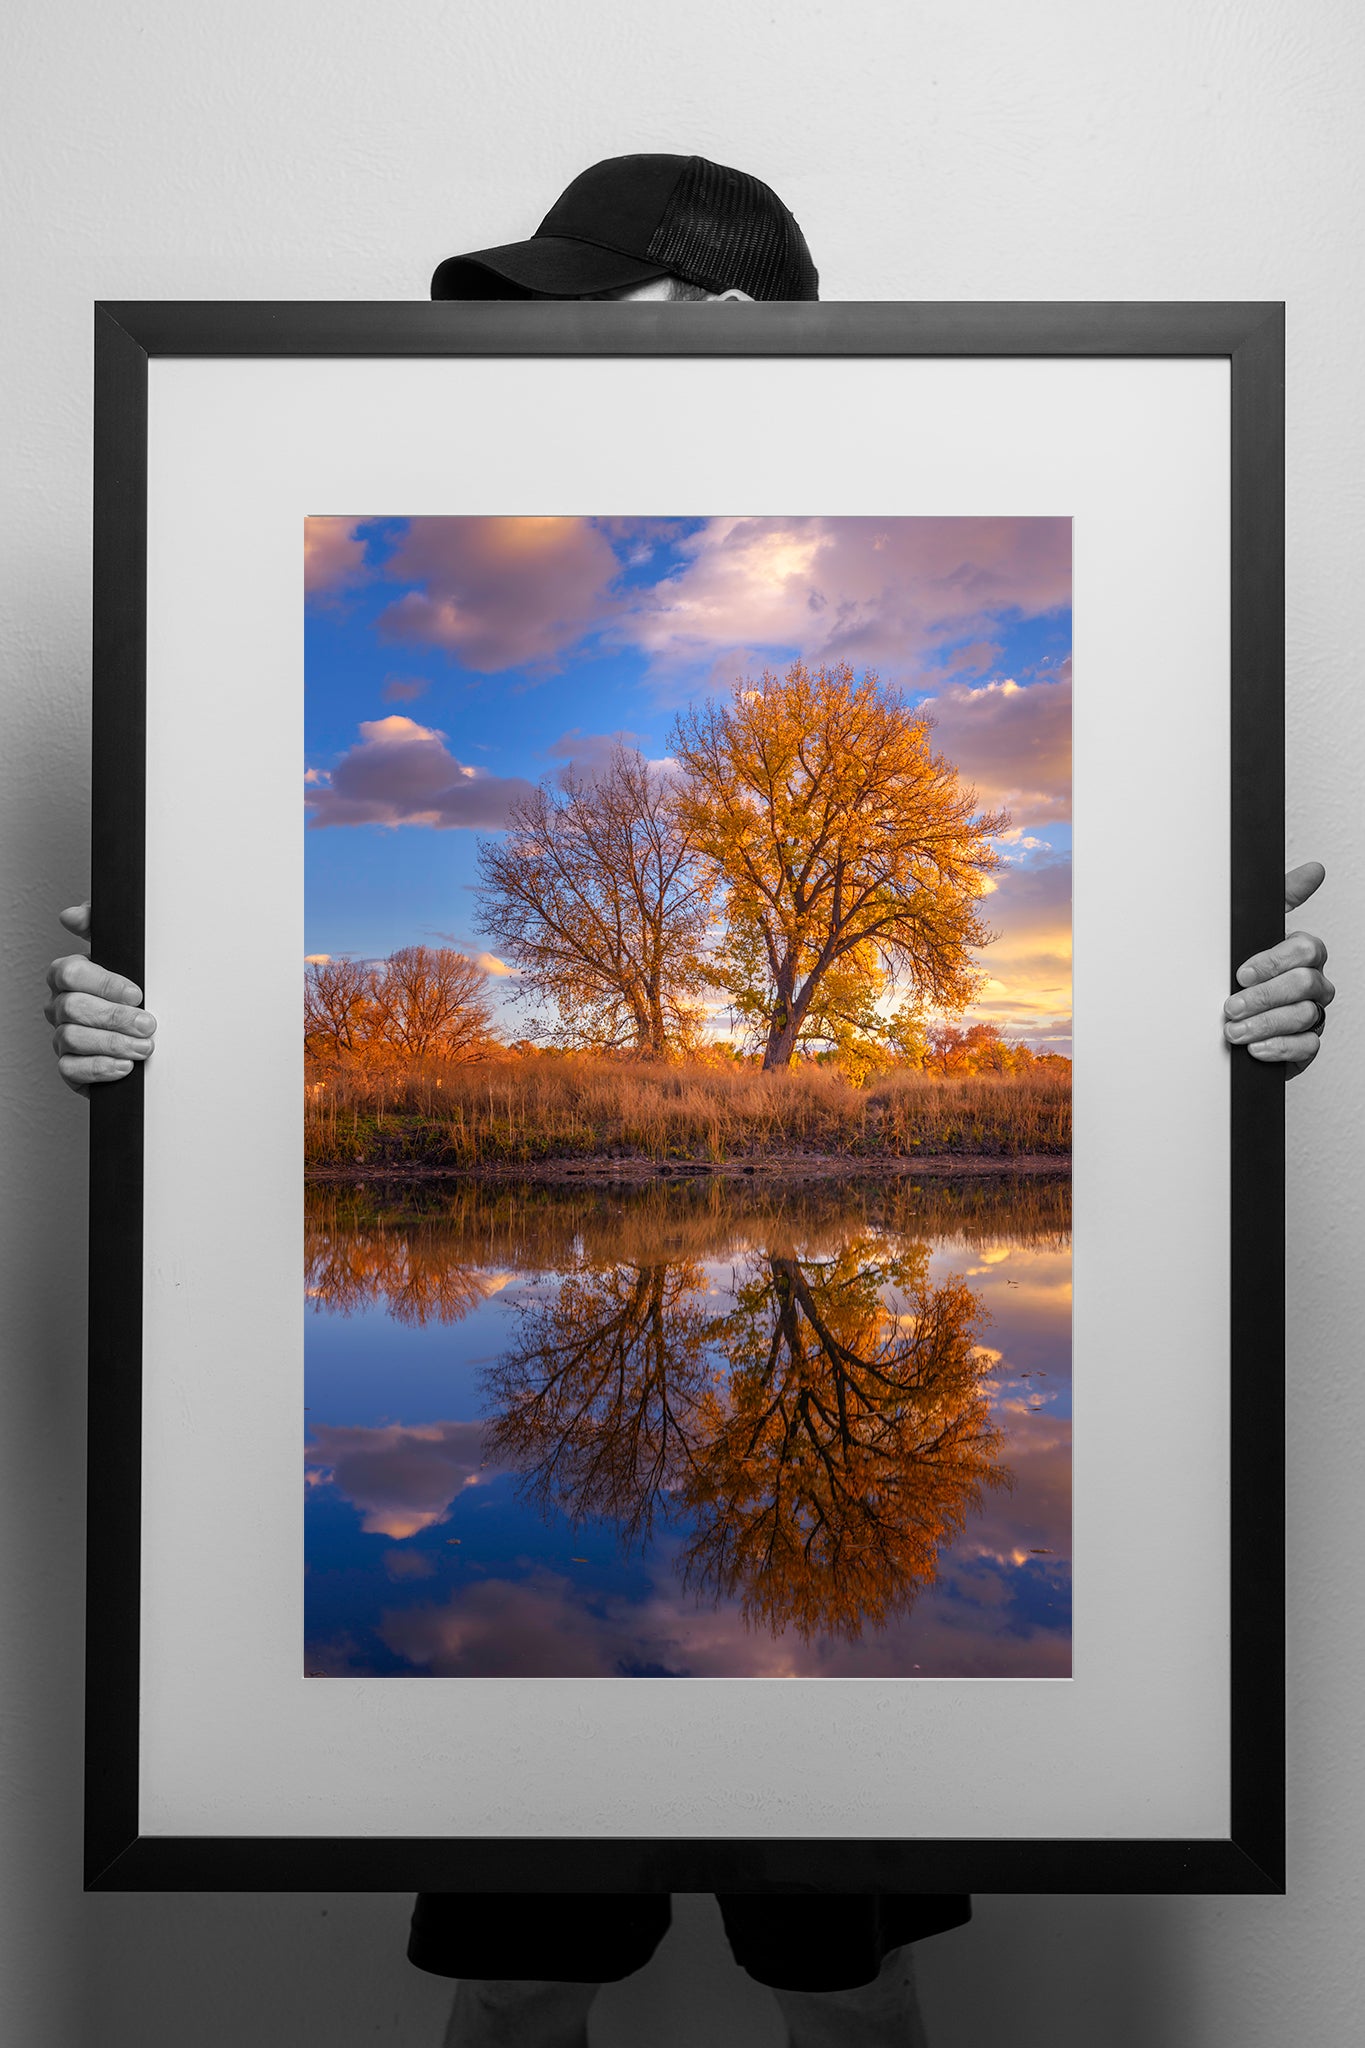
[{"xmin": 305, "ymin": 1174, "xmax": 1071, "ymax": 1679}]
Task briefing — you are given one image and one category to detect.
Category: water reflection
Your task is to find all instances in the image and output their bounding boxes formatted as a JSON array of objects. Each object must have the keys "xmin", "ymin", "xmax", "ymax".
[
  {"xmin": 305, "ymin": 1175, "xmax": 1071, "ymax": 1677},
  {"xmin": 484, "ymin": 1238, "xmax": 1005, "ymax": 1642}
]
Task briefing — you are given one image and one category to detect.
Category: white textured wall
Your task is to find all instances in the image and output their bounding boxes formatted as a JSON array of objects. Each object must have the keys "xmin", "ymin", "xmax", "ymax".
[{"xmin": 3, "ymin": 3, "xmax": 1361, "ymax": 2042}]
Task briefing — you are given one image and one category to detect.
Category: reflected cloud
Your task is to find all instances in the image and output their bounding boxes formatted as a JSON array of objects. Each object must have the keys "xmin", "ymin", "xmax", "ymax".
[
  {"xmin": 308, "ymin": 1419, "xmax": 490, "ymax": 1538},
  {"xmin": 381, "ymin": 1571, "xmax": 662, "ymax": 1678},
  {"xmin": 384, "ymin": 1547, "xmax": 436, "ymax": 1581}
]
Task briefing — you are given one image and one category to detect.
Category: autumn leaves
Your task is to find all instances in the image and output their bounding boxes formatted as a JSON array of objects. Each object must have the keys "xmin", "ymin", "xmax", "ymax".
[
  {"xmin": 475, "ymin": 659, "xmax": 1004, "ymax": 1069},
  {"xmin": 305, "ymin": 945, "xmax": 495, "ymax": 1070},
  {"xmin": 673, "ymin": 660, "xmax": 1005, "ymax": 1069}
]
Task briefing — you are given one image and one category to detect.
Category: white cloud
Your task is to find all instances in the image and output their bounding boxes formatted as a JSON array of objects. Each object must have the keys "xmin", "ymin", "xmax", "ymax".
[{"xmin": 617, "ymin": 516, "xmax": 1071, "ymax": 680}]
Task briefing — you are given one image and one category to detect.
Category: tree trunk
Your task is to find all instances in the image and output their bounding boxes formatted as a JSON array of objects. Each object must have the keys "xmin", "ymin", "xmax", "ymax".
[
  {"xmin": 762, "ymin": 1015, "xmax": 800, "ymax": 1069},
  {"xmin": 646, "ymin": 984, "xmax": 670, "ymax": 1059},
  {"xmin": 630, "ymin": 1000, "xmax": 670, "ymax": 1059},
  {"xmin": 761, "ymin": 961, "xmax": 812, "ymax": 1069}
]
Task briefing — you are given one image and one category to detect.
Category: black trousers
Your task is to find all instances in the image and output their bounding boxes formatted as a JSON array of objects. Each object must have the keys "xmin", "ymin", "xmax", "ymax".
[{"xmin": 408, "ymin": 1892, "xmax": 971, "ymax": 1994}]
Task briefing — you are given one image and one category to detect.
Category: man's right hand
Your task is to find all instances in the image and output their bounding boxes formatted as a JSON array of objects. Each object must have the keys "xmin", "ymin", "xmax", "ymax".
[{"xmin": 45, "ymin": 902, "xmax": 157, "ymax": 1094}]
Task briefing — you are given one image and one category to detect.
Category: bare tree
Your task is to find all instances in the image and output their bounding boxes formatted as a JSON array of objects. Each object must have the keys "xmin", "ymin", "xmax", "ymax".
[
  {"xmin": 369, "ymin": 946, "xmax": 495, "ymax": 1063},
  {"xmin": 476, "ymin": 743, "xmax": 711, "ymax": 1057},
  {"xmin": 304, "ymin": 957, "xmax": 373, "ymax": 1068}
]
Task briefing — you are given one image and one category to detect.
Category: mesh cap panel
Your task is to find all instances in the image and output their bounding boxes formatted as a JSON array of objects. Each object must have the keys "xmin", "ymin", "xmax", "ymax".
[{"xmin": 645, "ymin": 157, "xmax": 819, "ymax": 301}]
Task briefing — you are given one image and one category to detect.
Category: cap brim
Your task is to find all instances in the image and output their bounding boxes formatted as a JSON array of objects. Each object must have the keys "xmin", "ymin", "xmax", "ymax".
[{"xmin": 431, "ymin": 236, "xmax": 669, "ymax": 300}]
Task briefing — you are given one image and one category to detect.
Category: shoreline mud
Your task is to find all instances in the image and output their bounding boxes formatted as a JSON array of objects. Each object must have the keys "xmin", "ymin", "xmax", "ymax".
[{"xmin": 305, "ymin": 1151, "xmax": 1070, "ymax": 1187}]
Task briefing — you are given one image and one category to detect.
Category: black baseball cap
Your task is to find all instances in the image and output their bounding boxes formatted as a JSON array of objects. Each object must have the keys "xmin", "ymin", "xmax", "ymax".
[{"xmin": 430, "ymin": 153, "xmax": 819, "ymax": 302}]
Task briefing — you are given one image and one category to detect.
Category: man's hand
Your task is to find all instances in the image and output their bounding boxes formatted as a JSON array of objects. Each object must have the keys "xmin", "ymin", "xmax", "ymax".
[
  {"xmin": 45, "ymin": 902, "xmax": 157, "ymax": 1094},
  {"xmin": 1223, "ymin": 861, "xmax": 1334, "ymax": 1078}
]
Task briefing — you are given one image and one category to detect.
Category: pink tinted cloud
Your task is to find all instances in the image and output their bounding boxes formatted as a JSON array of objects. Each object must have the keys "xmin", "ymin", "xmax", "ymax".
[
  {"xmin": 624, "ymin": 517, "xmax": 1071, "ymax": 675},
  {"xmin": 378, "ymin": 1523, "xmax": 1071, "ymax": 1679},
  {"xmin": 921, "ymin": 664, "xmax": 1071, "ymax": 823},
  {"xmin": 376, "ymin": 516, "xmax": 622, "ymax": 672},
  {"xmin": 381, "ymin": 673, "xmax": 431, "ymax": 704},
  {"xmin": 381, "ymin": 1572, "xmax": 645, "ymax": 1678},
  {"xmin": 305, "ymin": 715, "xmax": 533, "ymax": 830},
  {"xmin": 942, "ymin": 639, "xmax": 1005, "ymax": 676},
  {"xmin": 307, "ymin": 1419, "xmax": 490, "ymax": 1539},
  {"xmin": 890, "ymin": 659, "xmax": 1072, "ymax": 1039},
  {"xmin": 375, "ymin": 1328, "xmax": 1071, "ymax": 1678},
  {"xmin": 304, "ymin": 517, "xmax": 367, "ymax": 598}
]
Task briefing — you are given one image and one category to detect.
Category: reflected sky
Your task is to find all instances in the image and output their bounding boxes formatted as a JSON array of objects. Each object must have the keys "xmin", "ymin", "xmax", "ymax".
[{"xmin": 305, "ymin": 1177, "xmax": 1071, "ymax": 1678}]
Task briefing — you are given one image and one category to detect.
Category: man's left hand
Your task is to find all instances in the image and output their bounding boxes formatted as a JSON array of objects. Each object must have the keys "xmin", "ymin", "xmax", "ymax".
[{"xmin": 1223, "ymin": 861, "xmax": 1334, "ymax": 1078}]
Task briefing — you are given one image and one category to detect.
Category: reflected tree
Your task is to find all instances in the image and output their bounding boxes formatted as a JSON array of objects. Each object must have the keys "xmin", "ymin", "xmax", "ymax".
[
  {"xmin": 482, "ymin": 1229, "xmax": 1007, "ymax": 1642},
  {"xmin": 482, "ymin": 1259, "xmax": 716, "ymax": 1549},
  {"xmin": 306, "ymin": 1216, "xmax": 499, "ymax": 1326},
  {"xmin": 684, "ymin": 1238, "xmax": 1007, "ymax": 1640}
]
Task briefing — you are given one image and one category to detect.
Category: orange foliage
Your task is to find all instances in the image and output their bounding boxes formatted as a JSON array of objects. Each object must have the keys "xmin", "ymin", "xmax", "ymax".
[
  {"xmin": 673, "ymin": 662, "xmax": 1006, "ymax": 1069},
  {"xmin": 306, "ymin": 946, "xmax": 494, "ymax": 1074},
  {"xmin": 921, "ymin": 1020, "xmax": 1068, "ymax": 1077}
]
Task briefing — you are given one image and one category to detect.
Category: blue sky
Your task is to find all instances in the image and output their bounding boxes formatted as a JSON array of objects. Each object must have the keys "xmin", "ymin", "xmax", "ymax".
[{"xmin": 304, "ymin": 516, "xmax": 1072, "ymax": 1047}]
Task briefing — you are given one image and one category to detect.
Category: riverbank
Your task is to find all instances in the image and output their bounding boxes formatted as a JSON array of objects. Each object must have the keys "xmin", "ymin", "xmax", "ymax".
[
  {"xmin": 306, "ymin": 1150, "xmax": 1069, "ymax": 1185},
  {"xmin": 305, "ymin": 1054, "xmax": 1071, "ymax": 1172}
]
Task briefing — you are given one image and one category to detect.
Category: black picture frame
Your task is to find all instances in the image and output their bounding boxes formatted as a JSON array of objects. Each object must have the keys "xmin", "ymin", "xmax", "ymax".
[{"xmin": 86, "ymin": 300, "xmax": 1284, "ymax": 1894}]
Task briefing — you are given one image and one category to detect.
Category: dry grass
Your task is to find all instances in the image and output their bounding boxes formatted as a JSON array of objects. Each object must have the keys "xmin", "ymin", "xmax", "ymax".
[{"xmin": 304, "ymin": 1053, "xmax": 1070, "ymax": 1169}]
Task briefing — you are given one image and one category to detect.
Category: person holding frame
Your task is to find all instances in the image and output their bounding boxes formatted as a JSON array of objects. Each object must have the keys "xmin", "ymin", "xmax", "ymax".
[{"xmin": 43, "ymin": 155, "xmax": 1335, "ymax": 2048}]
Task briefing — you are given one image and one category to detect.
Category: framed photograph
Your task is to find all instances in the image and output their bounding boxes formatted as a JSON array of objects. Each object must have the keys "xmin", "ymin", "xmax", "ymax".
[{"xmin": 87, "ymin": 301, "xmax": 1283, "ymax": 1893}]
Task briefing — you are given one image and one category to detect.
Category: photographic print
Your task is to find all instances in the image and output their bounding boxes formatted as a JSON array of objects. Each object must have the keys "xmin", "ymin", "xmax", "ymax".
[{"xmin": 302, "ymin": 514, "xmax": 1073, "ymax": 1681}]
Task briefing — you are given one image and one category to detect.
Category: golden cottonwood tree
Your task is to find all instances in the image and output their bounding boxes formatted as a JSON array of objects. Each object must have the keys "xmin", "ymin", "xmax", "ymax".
[
  {"xmin": 673, "ymin": 662, "xmax": 1006, "ymax": 1069},
  {"xmin": 476, "ymin": 743, "xmax": 711, "ymax": 1057}
]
